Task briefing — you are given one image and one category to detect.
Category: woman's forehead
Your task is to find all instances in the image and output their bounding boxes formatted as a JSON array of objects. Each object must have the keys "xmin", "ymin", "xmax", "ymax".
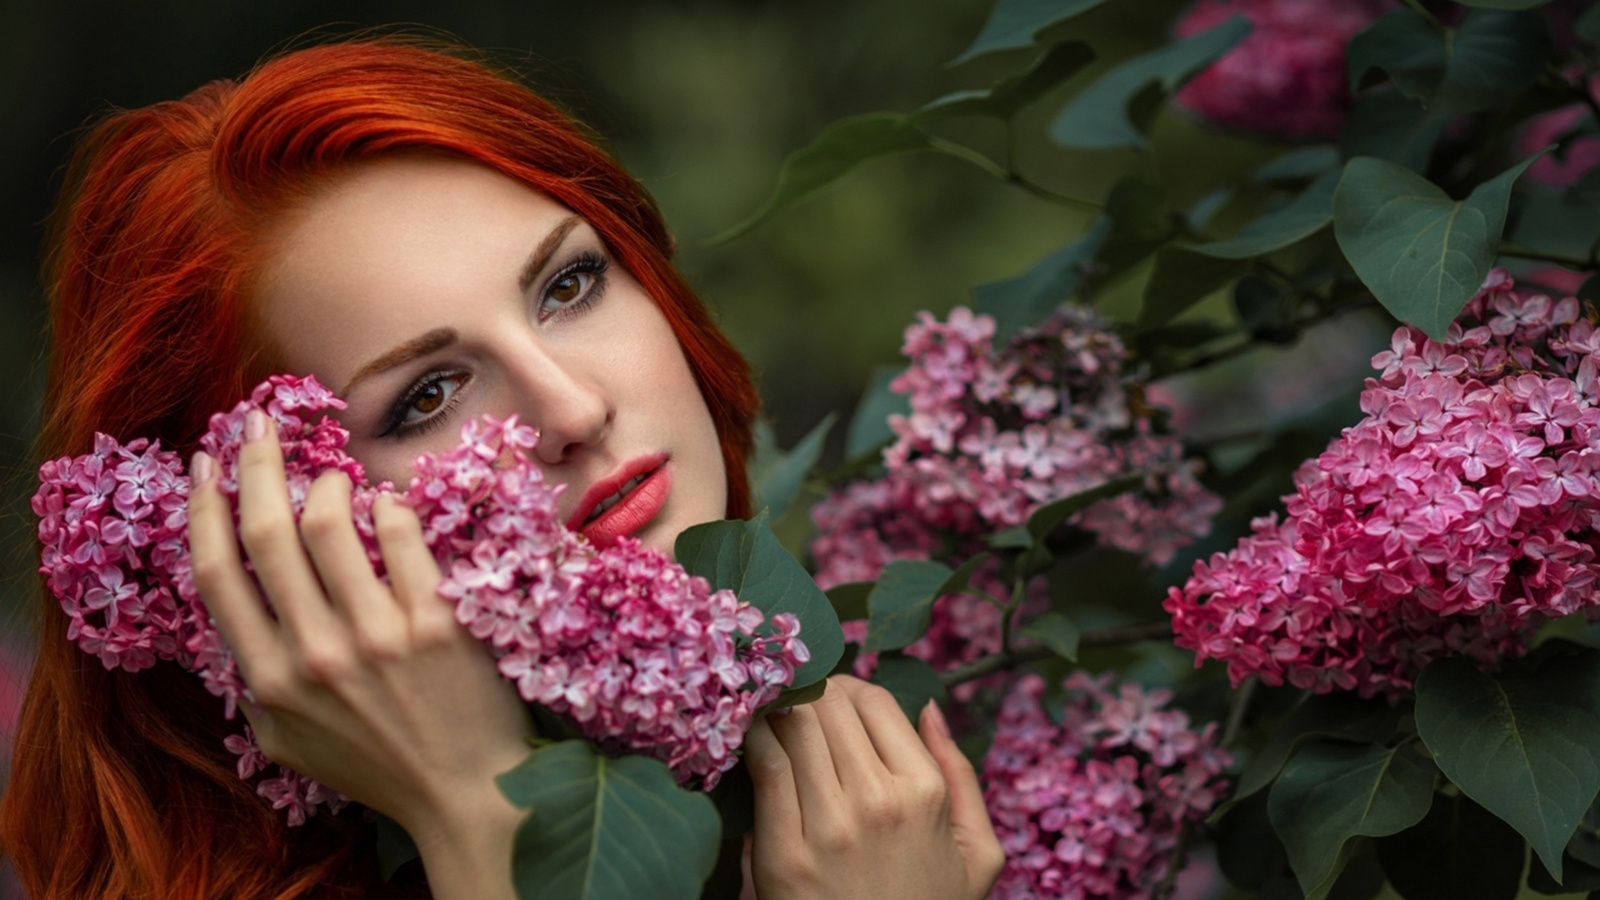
[{"xmin": 252, "ymin": 156, "xmax": 583, "ymax": 378}]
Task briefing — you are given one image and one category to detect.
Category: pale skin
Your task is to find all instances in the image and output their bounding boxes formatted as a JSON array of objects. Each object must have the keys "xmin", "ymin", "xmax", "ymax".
[{"xmin": 185, "ymin": 155, "xmax": 1004, "ymax": 898}]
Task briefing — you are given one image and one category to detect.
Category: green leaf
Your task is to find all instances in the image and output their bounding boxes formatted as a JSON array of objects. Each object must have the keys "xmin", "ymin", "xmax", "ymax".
[
  {"xmin": 1349, "ymin": 9, "xmax": 1550, "ymax": 115},
  {"xmin": 871, "ymin": 653, "xmax": 949, "ymax": 722},
  {"xmin": 949, "ymin": 0, "xmax": 1114, "ymax": 64},
  {"xmin": 1214, "ymin": 692, "xmax": 1404, "ymax": 821},
  {"xmin": 922, "ymin": 42, "xmax": 1095, "ymax": 120},
  {"xmin": 675, "ymin": 513, "xmax": 843, "ymax": 687},
  {"xmin": 843, "ymin": 365, "xmax": 910, "ymax": 461},
  {"xmin": 1018, "ymin": 611, "xmax": 1080, "ymax": 662},
  {"xmin": 1580, "ymin": 2, "xmax": 1600, "ymax": 44},
  {"xmin": 987, "ymin": 526, "xmax": 1033, "ymax": 549},
  {"xmin": 1375, "ymin": 792, "xmax": 1523, "ymax": 900},
  {"xmin": 1569, "ymin": 794, "xmax": 1600, "ymax": 869},
  {"xmin": 1414, "ymin": 654, "xmax": 1600, "ymax": 881},
  {"xmin": 936, "ymin": 552, "xmax": 990, "ymax": 599},
  {"xmin": 708, "ymin": 114, "xmax": 935, "ymax": 245},
  {"xmin": 1334, "ymin": 153, "xmax": 1539, "ymax": 339},
  {"xmin": 1095, "ymin": 177, "xmax": 1173, "ymax": 280},
  {"xmin": 974, "ymin": 218, "xmax": 1112, "ymax": 344},
  {"xmin": 1348, "ymin": 10, "xmax": 1446, "ymax": 97},
  {"xmin": 1193, "ymin": 168, "xmax": 1341, "ymax": 259},
  {"xmin": 1340, "ymin": 89, "xmax": 1447, "ymax": 173},
  {"xmin": 767, "ymin": 678, "xmax": 828, "ymax": 711},
  {"xmin": 1433, "ymin": 11, "xmax": 1552, "ymax": 114},
  {"xmin": 1138, "ymin": 248, "xmax": 1247, "ymax": 331},
  {"xmin": 750, "ymin": 414, "xmax": 836, "ymax": 520},
  {"xmin": 1529, "ymin": 854, "xmax": 1600, "ymax": 894},
  {"xmin": 1508, "ymin": 186, "xmax": 1600, "ymax": 265},
  {"xmin": 1255, "ymin": 146, "xmax": 1341, "ymax": 182},
  {"xmin": 1025, "ymin": 475, "xmax": 1144, "ymax": 542},
  {"xmin": 1267, "ymin": 739, "xmax": 1437, "ymax": 899},
  {"xmin": 373, "ymin": 813, "xmax": 421, "ymax": 881},
  {"xmin": 865, "ymin": 559, "xmax": 955, "ymax": 652},
  {"xmin": 825, "ymin": 581, "xmax": 873, "ymax": 623},
  {"xmin": 499, "ymin": 741, "xmax": 721, "ymax": 900},
  {"xmin": 1051, "ymin": 16, "xmax": 1253, "ymax": 149}
]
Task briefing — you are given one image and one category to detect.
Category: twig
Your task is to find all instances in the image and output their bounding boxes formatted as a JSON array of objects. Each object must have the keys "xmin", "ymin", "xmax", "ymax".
[
  {"xmin": 1499, "ymin": 242, "xmax": 1594, "ymax": 270},
  {"xmin": 1150, "ymin": 677, "xmax": 1258, "ymax": 900},
  {"xmin": 925, "ymin": 135, "xmax": 1103, "ymax": 213},
  {"xmin": 1220, "ymin": 676, "xmax": 1259, "ymax": 750},
  {"xmin": 938, "ymin": 621, "xmax": 1174, "ymax": 688}
]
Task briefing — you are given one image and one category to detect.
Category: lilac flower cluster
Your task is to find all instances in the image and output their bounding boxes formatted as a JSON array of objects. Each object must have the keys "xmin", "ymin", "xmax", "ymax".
[
  {"xmin": 1172, "ymin": 0, "xmax": 1393, "ymax": 140},
  {"xmin": 35, "ymin": 376, "xmax": 806, "ymax": 824},
  {"xmin": 1168, "ymin": 270, "xmax": 1600, "ymax": 697},
  {"xmin": 409, "ymin": 415, "xmax": 807, "ymax": 784},
  {"xmin": 984, "ymin": 672, "xmax": 1230, "ymax": 899},
  {"xmin": 811, "ymin": 305, "xmax": 1219, "ymax": 672}
]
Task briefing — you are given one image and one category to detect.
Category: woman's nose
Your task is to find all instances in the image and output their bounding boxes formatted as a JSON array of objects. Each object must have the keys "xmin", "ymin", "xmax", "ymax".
[{"xmin": 506, "ymin": 343, "xmax": 612, "ymax": 465}]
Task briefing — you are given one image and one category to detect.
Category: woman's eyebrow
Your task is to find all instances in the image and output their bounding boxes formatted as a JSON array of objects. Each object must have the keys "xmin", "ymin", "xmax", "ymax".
[
  {"xmin": 342, "ymin": 327, "xmax": 458, "ymax": 395},
  {"xmin": 518, "ymin": 216, "xmax": 582, "ymax": 292}
]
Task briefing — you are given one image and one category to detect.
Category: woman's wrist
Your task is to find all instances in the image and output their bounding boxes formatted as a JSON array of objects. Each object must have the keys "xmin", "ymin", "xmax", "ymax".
[{"xmin": 405, "ymin": 777, "xmax": 526, "ymax": 900}]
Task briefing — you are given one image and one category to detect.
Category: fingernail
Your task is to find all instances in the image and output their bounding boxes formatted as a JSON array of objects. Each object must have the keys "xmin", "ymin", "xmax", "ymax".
[
  {"xmin": 245, "ymin": 410, "xmax": 267, "ymax": 442},
  {"xmin": 191, "ymin": 452, "xmax": 214, "ymax": 485},
  {"xmin": 926, "ymin": 700, "xmax": 951, "ymax": 739},
  {"xmin": 772, "ymin": 706, "xmax": 793, "ymax": 717}
]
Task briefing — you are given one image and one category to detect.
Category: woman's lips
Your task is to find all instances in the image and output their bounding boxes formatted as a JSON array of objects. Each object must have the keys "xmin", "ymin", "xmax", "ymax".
[{"xmin": 567, "ymin": 454, "xmax": 671, "ymax": 548}]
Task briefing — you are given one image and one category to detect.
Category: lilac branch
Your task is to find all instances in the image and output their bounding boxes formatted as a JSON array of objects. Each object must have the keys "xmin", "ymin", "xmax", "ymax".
[{"xmin": 938, "ymin": 620, "xmax": 1174, "ymax": 688}]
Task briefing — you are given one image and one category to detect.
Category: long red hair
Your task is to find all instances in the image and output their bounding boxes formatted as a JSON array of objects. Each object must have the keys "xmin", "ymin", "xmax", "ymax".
[{"xmin": 3, "ymin": 38, "xmax": 758, "ymax": 899}]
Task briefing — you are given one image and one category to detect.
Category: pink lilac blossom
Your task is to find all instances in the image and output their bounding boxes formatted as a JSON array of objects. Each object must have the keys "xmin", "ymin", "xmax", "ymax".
[
  {"xmin": 34, "ymin": 375, "xmax": 806, "ymax": 825},
  {"xmin": 810, "ymin": 304, "xmax": 1219, "ymax": 674},
  {"xmin": 983, "ymin": 672, "xmax": 1230, "ymax": 900},
  {"xmin": 1168, "ymin": 270, "xmax": 1600, "ymax": 697},
  {"xmin": 1172, "ymin": 0, "xmax": 1393, "ymax": 140}
]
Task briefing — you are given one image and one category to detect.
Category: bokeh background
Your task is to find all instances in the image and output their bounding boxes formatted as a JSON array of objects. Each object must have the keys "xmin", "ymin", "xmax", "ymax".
[{"xmin": 0, "ymin": 0, "xmax": 1392, "ymax": 870}]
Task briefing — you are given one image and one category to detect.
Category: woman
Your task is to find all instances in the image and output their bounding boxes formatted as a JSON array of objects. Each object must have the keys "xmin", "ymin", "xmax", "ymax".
[{"xmin": 2, "ymin": 38, "xmax": 1004, "ymax": 900}]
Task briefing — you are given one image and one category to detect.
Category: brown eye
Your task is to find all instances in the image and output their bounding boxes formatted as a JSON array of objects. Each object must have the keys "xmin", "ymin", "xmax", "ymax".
[
  {"xmin": 385, "ymin": 371, "xmax": 468, "ymax": 437},
  {"xmin": 412, "ymin": 381, "xmax": 445, "ymax": 414},
  {"xmin": 549, "ymin": 273, "xmax": 585, "ymax": 304}
]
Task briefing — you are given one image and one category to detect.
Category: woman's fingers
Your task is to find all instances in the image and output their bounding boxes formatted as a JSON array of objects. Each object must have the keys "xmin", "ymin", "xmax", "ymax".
[
  {"xmin": 187, "ymin": 451, "xmax": 279, "ymax": 672},
  {"xmin": 302, "ymin": 470, "xmax": 393, "ymax": 624},
  {"xmin": 372, "ymin": 493, "xmax": 448, "ymax": 625},
  {"xmin": 767, "ymin": 696, "xmax": 847, "ymax": 834},
  {"xmin": 744, "ymin": 716, "xmax": 802, "ymax": 838},
  {"xmin": 919, "ymin": 701, "xmax": 1005, "ymax": 890},
  {"xmin": 809, "ymin": 677, "xmax": 889, "ymax": 789},
  {"xmin": 833, "ymin": 676, "xmax": 939, "ymax": 777},
  {"xmin": 234, "ymin": 410, "xmax": 337, "ymax": 643}
]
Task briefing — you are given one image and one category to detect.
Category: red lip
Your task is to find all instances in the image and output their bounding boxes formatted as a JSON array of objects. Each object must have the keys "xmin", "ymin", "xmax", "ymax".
[{"xmin": 566, "ymin": 453, "xmax": 671, "ymax": 548}]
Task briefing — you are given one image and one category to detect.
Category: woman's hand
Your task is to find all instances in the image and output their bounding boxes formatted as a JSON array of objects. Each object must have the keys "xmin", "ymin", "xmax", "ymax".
[
  {"xmin": 744, "ymin": 675, "xmax": 1005, "ymax": 900},
  {"xmin": 187, "ymin": 410, "xmax": 531, "ymax": 898}
]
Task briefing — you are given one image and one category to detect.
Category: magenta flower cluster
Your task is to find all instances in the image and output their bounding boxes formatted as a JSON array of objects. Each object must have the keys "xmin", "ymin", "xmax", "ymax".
[
  {"xmin": 983, "ymin": 672, "xmax": 1230, "ymax": 899},
  {"xmin": 35, "ymin": 375, "xmax": 806, "ymax": 824},
  {"xmin": 1172, "ymin": 0, "xmax": 1392, "ymax": 140},
  {"xmin": 1168, "ymin": 270, "xmax": 1600, "ymax": 697},
  {"xmin": 811, "ymin": 305, "xmax": 1219, "ymax": 672}
]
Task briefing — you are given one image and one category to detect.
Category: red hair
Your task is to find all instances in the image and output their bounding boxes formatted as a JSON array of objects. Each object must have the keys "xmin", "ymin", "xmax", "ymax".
[{"xmin": 3, "ymin": 38, "xmax": 758, "ymax": 899}]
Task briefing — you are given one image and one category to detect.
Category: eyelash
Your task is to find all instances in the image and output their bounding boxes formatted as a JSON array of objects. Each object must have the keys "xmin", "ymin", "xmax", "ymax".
[
  {"xmin": 539, "ymin": 251, "xmax": 610, "ymax": 322},
  {"xmin": 380, "ymin": 369, "xmax": 469, "ymax": 439},
  {"xmin": 379, "ymin": 250, "xmax": 612, "ymax": 440}
]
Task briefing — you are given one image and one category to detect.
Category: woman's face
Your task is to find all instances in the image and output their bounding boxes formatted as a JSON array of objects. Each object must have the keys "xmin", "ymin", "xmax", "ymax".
[{"xmin": 253, "ymin": 155, "xmax": 728, "ymax": 555}]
